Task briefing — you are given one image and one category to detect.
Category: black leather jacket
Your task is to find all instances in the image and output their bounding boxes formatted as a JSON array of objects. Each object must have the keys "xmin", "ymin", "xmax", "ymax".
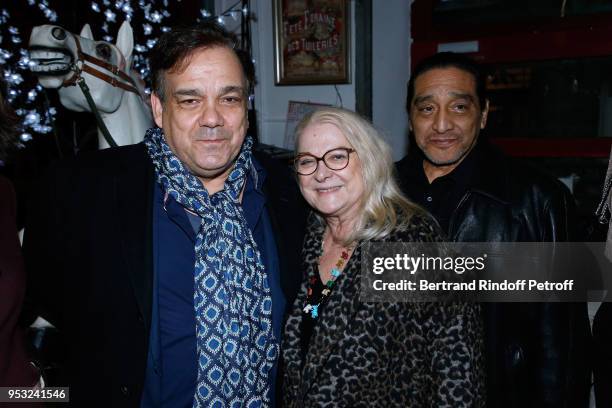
[
  {"xmin": 396, "ymin": 144, "xmax": 591, "ymax": 408},
  {"xmin": 443, "ymin": 152, "xmax": 575, "ymax": 243}
]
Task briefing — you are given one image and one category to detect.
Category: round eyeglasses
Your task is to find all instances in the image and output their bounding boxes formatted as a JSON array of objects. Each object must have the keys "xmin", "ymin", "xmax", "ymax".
[{"xmin": 293, "ymin": 147, "xmax": 356, "ymax": 176}]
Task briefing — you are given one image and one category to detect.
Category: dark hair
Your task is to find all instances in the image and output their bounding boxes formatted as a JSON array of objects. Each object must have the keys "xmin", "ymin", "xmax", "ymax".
[
  {"xmin": 0, "ymin": 79, "xmax": 19, "ymax": 163},
  {"xmin": 406, "ymin": 52, "xmax": 487, "ymax": 113},
  {"xmin": 149, "ymin": 21, "xmax": 255, "ymax": 102}
]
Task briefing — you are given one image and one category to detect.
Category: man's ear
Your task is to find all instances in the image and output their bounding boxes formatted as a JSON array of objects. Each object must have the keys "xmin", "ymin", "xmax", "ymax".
[
  {"xmin": 150, "ymin": 93, "xmax": 163, "ymax": 128},
  {"xmin": 480, "ymin": 99, "xmax": 490, "ymax": 129}
]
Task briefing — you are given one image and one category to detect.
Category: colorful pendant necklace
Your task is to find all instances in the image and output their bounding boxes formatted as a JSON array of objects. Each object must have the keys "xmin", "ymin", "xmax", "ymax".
[{"xmin": 303, "ymin": 242, "xmax": 351, "ymax": 319}]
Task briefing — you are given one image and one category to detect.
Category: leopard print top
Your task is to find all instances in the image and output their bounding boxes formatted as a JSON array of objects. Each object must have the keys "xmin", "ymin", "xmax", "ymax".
[{"xmin": 281, "ymin": 212, "xmax": 485, "ymax": 407}]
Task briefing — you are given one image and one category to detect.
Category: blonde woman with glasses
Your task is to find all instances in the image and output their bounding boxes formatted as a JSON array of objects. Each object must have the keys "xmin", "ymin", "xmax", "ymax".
[{"xmin": 281, "ymin": 107, "xmax": 485, "ymax": 407}]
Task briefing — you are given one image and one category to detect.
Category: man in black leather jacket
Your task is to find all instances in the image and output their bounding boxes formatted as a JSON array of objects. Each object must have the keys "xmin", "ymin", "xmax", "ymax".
[{"xmin": 396, "ymin": 52, "xmax": 591, "ymax": 408}]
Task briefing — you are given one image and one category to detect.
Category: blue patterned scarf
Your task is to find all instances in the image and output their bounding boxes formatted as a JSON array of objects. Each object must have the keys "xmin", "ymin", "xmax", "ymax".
[{"xmin": 144, "ymin": 127, "xmax": 278, "ymax": 408}]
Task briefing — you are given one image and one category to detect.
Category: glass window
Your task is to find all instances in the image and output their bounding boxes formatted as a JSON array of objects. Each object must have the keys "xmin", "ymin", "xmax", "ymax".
[{"xmin": 484, "ymin": 57, "xmax": 612, "ymax": 138}]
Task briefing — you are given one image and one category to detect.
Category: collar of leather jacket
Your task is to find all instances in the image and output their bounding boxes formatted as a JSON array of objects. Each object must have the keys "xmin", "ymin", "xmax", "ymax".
[{"xmin": 462, "ymin": 142, "xmax": 512, "ymax": 205}]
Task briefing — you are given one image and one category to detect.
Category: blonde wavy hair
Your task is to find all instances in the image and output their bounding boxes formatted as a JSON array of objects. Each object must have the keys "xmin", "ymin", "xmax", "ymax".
[{"xmin": 294, "ymin": 107, "xmax": 422, "ymax": 245}]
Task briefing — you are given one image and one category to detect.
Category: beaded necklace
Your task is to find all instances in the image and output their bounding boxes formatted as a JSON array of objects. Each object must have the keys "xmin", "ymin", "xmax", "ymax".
[{"xmin": 303, "ymin": 242, "xmax": 351, "ymax": 319}]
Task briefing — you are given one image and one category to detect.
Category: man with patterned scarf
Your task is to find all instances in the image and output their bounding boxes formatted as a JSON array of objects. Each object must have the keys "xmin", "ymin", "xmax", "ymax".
[{"xmin": 23, "ymin": 21, "xmax": 306, "ymax": 407}]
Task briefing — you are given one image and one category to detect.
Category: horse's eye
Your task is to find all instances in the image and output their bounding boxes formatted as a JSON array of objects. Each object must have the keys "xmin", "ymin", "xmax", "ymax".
[
  {"xmin": 51, "ymin": 27, "xmax": 66, "ymax": 40},
  {"xmin": 95, "ymin": 43, "xmax": 112, "ymax": 60}
]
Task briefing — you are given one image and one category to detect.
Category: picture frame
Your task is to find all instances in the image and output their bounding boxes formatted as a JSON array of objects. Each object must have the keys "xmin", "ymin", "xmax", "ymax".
[
  {"xmin": 283, "ymin": 100, "xmax": 331, "ymax": 149},
  {"xmin": 273, "ymin": 0, "xmax": 350, "ymax": 85}
]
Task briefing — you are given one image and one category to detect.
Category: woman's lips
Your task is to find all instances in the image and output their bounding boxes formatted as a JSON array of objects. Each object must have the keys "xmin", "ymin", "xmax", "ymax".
[{"xmin": 316, "ymin": 186, "xmax": 342, "ymax": 193}]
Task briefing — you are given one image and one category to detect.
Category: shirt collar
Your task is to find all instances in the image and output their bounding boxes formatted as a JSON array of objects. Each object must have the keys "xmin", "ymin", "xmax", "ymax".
[{"xmin": 407, "ymin": 140, "xmax": 483, "ymax": 188}]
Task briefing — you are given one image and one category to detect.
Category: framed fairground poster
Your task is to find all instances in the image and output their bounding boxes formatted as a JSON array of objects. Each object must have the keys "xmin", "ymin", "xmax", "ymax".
[{"xmin": 273, "ymin": 0, "xmax": 350, "ymax": 85}]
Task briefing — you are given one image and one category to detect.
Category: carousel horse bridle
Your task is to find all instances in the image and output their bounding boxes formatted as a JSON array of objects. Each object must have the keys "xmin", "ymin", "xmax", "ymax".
[{"xmin": 62, "ymin": 29, "xmax": 142, "ymax": 147}]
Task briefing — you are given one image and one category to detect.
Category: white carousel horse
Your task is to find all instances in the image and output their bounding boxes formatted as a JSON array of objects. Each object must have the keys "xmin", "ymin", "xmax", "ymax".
[{"xmin": 28, "ymin": 21, "xmax": 152, "ymax": 148}]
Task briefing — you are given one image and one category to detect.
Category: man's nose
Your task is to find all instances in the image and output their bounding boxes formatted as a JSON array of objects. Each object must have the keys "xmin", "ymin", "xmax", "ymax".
[
  {"xmin": 198, "ymin": 101, "xmax": 224, "ymax": 128},
  {"xmin": 432, "ymin": 110, "xmax": 453, "ymax": 133}
]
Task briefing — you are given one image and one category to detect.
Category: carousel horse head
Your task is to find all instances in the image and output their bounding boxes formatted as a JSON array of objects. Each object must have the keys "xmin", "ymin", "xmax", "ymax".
[
  {"xmin": 28, "ymin": 21, "xmax": 151, "ymax": 147},
  {"xmin": 29, "ymin": 21, "xmax": 139, "ymax": 114}
]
